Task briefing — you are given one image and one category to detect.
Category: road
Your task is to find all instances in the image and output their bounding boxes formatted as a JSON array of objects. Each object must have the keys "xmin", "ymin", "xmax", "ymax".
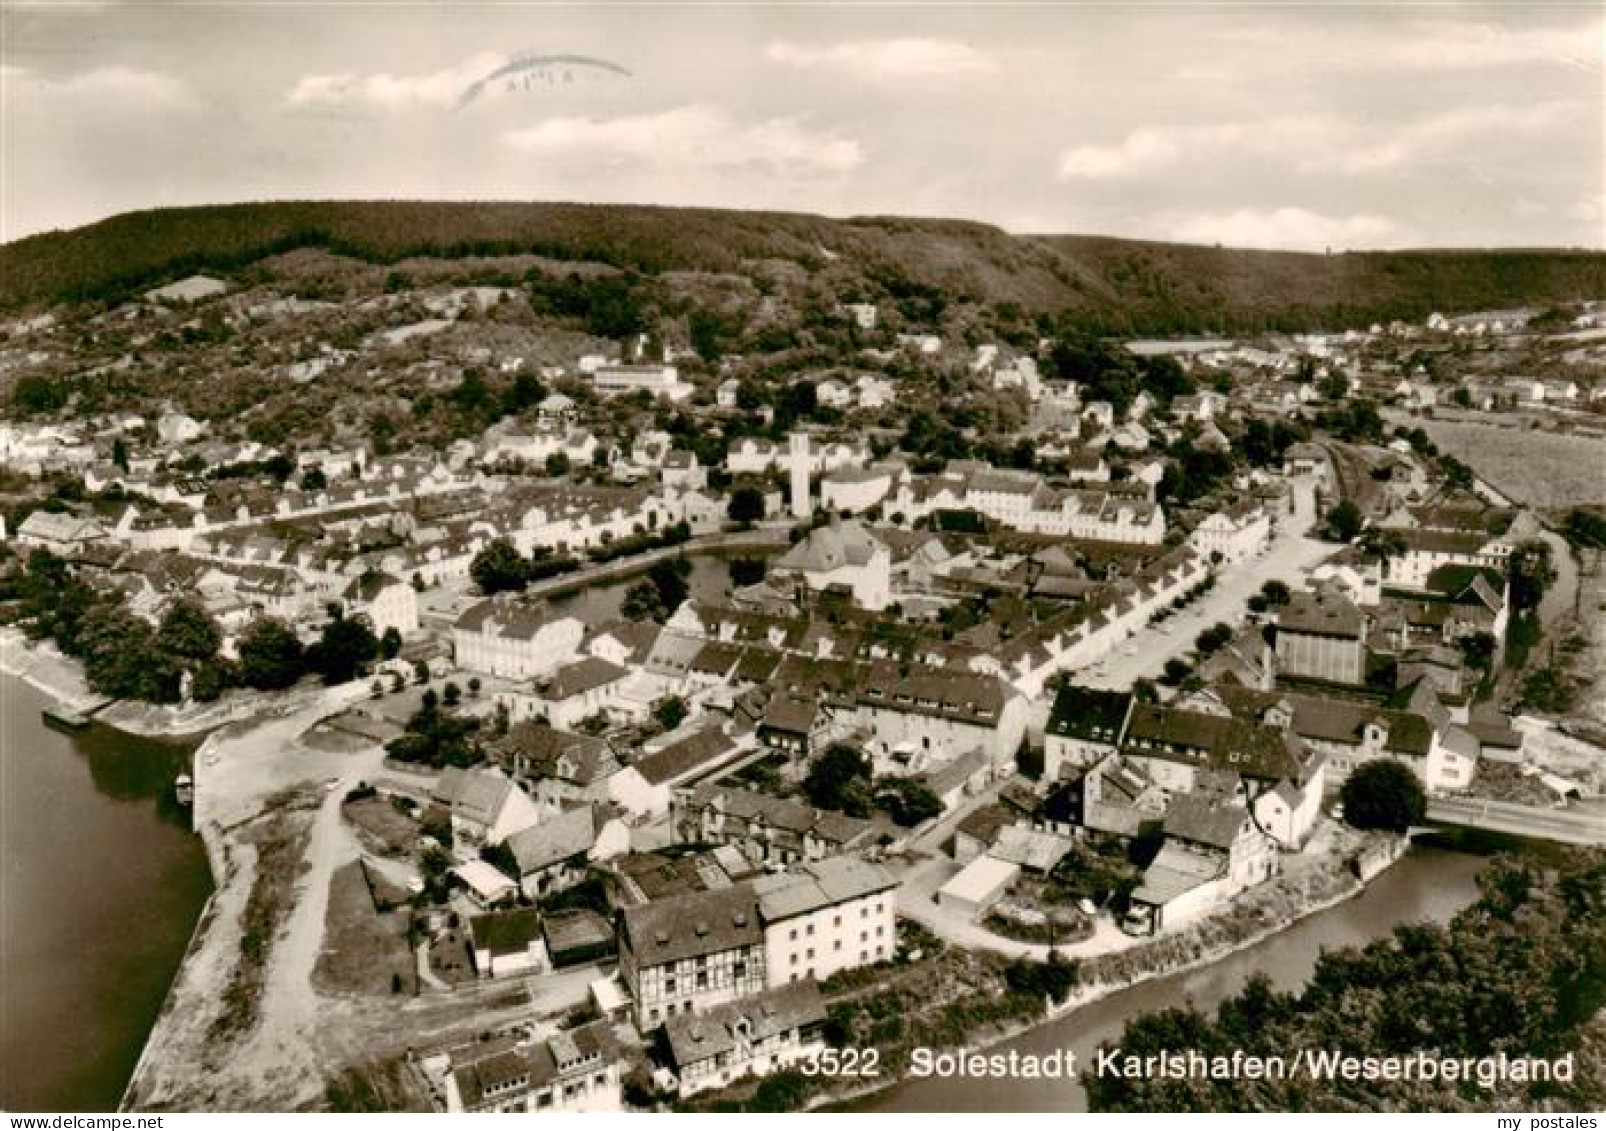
[
  {"xmin": 1081, "ymin": 476, "xmax": 1334, "ymax": 691},
  {"xmin": 1426, "ymin": 795, "xmax": 1606, "ymax": 846}
]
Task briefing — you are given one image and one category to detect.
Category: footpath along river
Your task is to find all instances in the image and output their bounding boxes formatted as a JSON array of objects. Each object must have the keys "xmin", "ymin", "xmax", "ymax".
[{"xmin": 858, "ymin": 845, "xmax": 1487, "ymax": 1112}]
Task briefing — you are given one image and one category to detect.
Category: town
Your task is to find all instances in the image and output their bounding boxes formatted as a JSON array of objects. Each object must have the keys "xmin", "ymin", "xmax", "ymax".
[{"xmin": 2, "ymin": 246, "xmax": 1604, "ymax": 1114}]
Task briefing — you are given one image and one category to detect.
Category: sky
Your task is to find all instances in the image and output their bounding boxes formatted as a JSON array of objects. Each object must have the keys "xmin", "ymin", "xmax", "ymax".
[{"xmin": 1, "ymin": 2, "xmax": 1602, "ymax": 251}]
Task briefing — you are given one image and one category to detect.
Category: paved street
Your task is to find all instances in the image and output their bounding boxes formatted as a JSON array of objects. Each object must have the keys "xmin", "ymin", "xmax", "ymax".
[
  {"xmin": 1081, "ymin": 476, "xmax": 1334, "ymax": 691},
  {"xmin": 1426, "ymin": 795, "xmax": 1606, "ymax": 846}
]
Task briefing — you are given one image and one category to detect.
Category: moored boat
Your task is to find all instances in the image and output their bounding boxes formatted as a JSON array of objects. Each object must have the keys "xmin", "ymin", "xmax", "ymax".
[{"xmin": 41, "ymin": 702, "xmax": 90, "ymax": 730}]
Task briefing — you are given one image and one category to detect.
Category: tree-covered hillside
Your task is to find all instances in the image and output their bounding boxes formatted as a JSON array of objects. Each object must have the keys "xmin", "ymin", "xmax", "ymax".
[{"xmin": 3, "ymin": 201, "xmax": 1601, "ymax": 333}]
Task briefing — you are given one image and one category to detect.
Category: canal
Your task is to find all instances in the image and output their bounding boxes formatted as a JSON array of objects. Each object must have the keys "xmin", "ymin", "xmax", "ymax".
[
  {"xmin": 0, "ymin": 674, "xmax": 213, "ymax": 1112},
  {"xmin": 545, "ymin": 551, "xmax": 763, "ymax": 626},
  {"xmin": 857, "ymin": 845, "xmax": 1488, "ymax": 1112}
]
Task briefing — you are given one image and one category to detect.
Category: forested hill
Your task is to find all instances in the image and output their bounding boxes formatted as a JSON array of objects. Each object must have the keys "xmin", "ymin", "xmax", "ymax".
[{"xmin": 3, "ymin": 200, "xmax": 1602, "ymax": 333}]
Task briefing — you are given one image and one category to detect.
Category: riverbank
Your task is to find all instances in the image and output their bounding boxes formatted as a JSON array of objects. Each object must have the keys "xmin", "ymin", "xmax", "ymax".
[{"xmin": 802, "ymin": 831, "xmax": 1408, "ymax": 1113}]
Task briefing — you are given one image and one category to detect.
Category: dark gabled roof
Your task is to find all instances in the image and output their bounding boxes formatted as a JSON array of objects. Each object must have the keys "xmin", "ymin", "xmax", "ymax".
[
  {"xmin": 1397, "ymin": 527, "xmax": 1495, "ymax": 555},
  {"xmin": 631, "ymin": 728, "xmax": 739, "ymax": 786},
  {"xmin": 1124, "ymin": 703, "xmax": 1323, "ymax": 785},
  {"xmin": 1278, "ymin": 589, "xmax": 1365, "ymax": 639},
  {"xmin": 663, "ymin": 980, "xmax": 825, "ymax": 1070},
  {"xmin": 956, "ymin": 802, "xmax": 1015, "ymax": 847},
  {"xmin": 1214, "ymin": 684, "xmax": 1435, "ymax": 757},
  {"xmin": 760, "ymin": 695, "xmax": 817, "ymax": 736},
  {"xmin": 1046, "ymin": 684, "xmax": 1132, "ymax": 745},
  {"xmin": 1163, "ymin": 792, "xmax": 1250, "ymax": 850},
  {"xmin": 449, "ymin": 1020, "xmax": 618, "ymax": 1110},
  {"xmin": 454, "ymin": 596, "xmax": 576, "ymax": 639},
  {"xmin": 620, "ymin": 884, "xmax": 762, "ymax": 967},
  {"xmin": 507, "ymin": 804, "xmax": 602, "ymax": 875},
  {"xmin": 493, "ymin": 721, "xmax": 617, "ymax": 784},
  {"xmin": 689, "ymin": 641, "xmax": 744, "ymax": 677},
  {"xmin": 539, "ymin": 657, "xmax": 629, "ymax": 701}
]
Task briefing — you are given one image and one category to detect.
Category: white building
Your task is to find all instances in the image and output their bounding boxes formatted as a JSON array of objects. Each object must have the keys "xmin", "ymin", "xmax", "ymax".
[
  {"xmin": 591, "ymin": 363, "xmax": 694, "ymax": 402},
  {"xmin": 769, "ymin": 520, "xmax": 891, "ymax": 610},
  {"xmin": 453, "ymin": 598, "xmax": 585, "ymax": 679},
  {"xmin": 755, "ymin": 856, "xmax": 900, "ymax": 985}
]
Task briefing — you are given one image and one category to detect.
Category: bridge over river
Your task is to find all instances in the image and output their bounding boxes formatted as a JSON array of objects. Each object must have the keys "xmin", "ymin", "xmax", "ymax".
[{"xmin": 1423, "ymin": 795, "xmax": 1606, "ymax": 847}]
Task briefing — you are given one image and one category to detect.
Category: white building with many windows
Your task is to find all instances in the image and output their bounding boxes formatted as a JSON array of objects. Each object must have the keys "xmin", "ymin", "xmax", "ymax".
[
  {"xmin": 755, "ymin": 857, "xmax": 899, "ymax": 986},
  {"xmin": 453, "ymin": 597, "xmax": 585, "ymax": 679}
]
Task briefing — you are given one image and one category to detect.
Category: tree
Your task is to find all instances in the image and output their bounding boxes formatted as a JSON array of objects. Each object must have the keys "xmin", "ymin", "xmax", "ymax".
[
  {"xmin": 311, "ymin": 614, "xmax": 378, "ymax": 686},
  {"xmin": 467, "ymin": 676, "xmax": 481, "ymax": 698},
  {"xmin": 1339, "ymin": 759, "xmax": 1426, "ymax": 833},
  {"xmin": 728, "ymin": 485, "xmax": 766, "ymax": 527},
  {"xmin": 1321, "ymin": 499, "xmax": 1365, "ymax": 543},
  {"xmin": 1194, "ymin": 623, "xmax": 1233, "ymax": 656},
  {"xmin": 621, "ymin": 579, "xmax": 666, "ymax": 623},
  {"xmin": 190, "ymin": 660, "xmax": 230, "ymax": 703},
  {"xmin": 237, "ymin": 617, "xmax": 305, "ymax": 690},
  {"xmin": 443, "ymin": 681, "xmax": 461, "ymax": 708},
  {"xmin": 652, "ymin": 695, "xmax": 688, "ymax": 732},
  {"xmin": 111, "ymin": 436, "xmax": 130, "ymax": 472},
  {"xmin": 1560, "ymin": 509, "xmax": 1606, "ymax": 550},
  {"xmin": 301, "ymin": 466, "xmax": 328, "ymax": 492},
  {"xmin": 544, "ymin": 451, "xmax": 571, "ymax": 478},
  {"xmin": 876, "ymin": 776, "xmax": 944, "ymax": 827},
  {"xmin": 1260, "ymin": 579, "xmax": 1291, "ymax": 606},
  {"xmin": 379, "ymin": 626, "xmax": 402, "ymax": 660},
  {"xmin": 470, "ymin": 538, "xmax": 530, "ymax": 595},
  {"xmin": 1160, "ymin": 658, "xmax": 1193, "ymax": 686},
  {"xmin": 803, "ymin": 744, "xmax": 874, "ymax": 817},
  {"xmin": 156, "ymin": 597, "xmax": 222, "ymax": 663},
  {"xmin": 1505, "ymin": 539, "xmax": 1556, "ymax": 614}
]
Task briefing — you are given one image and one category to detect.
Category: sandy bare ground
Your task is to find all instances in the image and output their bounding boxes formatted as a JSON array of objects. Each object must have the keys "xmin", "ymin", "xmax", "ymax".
[{"xmin": 122, "ymin": 687, "xmax": 411, "ymax": 1110}]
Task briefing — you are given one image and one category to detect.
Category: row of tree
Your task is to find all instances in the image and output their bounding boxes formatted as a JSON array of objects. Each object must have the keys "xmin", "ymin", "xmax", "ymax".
[{"xmin": 3, "ymin": 549, "xmax": 395, "ymax": 703}]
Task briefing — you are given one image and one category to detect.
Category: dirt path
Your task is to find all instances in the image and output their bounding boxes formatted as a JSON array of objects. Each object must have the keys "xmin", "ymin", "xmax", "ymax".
[{"xmin": 124, "ymin": 695, "xmax": 389, "ymax": 1111}]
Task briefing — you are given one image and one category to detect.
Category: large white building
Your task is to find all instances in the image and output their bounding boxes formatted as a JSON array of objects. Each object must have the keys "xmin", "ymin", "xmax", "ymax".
[
  {"xmin": 453, "ymin": 597, "xmax": 585, "ymax": 679},
  {"xmin": 590, "ymin": 363, "xmax": 694, "ymax": 402},
  {"xmin": 1189, "ymin": 498, "xmax": 1271, "ymax": 563}
]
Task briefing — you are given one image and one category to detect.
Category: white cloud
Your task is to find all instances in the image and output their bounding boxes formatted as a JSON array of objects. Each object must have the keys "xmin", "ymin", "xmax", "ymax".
[
  {"xmin": 1166, "ymin": 207, "xmax": 1405, "ymax": 252},
  {"xmin": 1057, "ymin": 117, "xmax": 1324, "ymax": 180},
  {"xmin": 287, "ymin": 52, "xmax": 505, "ymax": 111},
  {"xmin": 502, "ymin": 105, "xmax": 863, "ymax": 175},
  {"xmin": 1206, "ymin": 17, "xmax": 1603, "ymax": 74},
  {"xmin": 1381, "ymin": 19, "xmax": 1603, "ymax": 72},
  {"xmin": 1057, "ymin": 102, "xmax": 1584, "ymax": 181},
  {"xmin": 765, "ymin": 38, "xmax": 994, "ymax": 81},
  {"xmin": 1320, "ymin": 101, "xmax": 1583, "ymax": 175},
  {"xmin": 2, "ymin": 64, "xmax": 194, "ymax": 110}
]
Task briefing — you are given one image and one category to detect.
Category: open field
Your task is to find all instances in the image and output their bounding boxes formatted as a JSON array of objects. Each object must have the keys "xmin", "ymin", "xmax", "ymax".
[
  {"xmin": 1420, "ymin": 420, "xmax": 1606, "ymax": 507},
  {"xmin": 313, "ymin": 862, "xmax": 417, "ymax": 998},
  {"xmin": 342, "ymin": 794, "xmax": 421, "ymax": 857}
]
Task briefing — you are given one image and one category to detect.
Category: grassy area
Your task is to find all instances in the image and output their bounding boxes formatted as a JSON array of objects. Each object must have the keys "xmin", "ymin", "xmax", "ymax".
[
  {"xmin": 342, "ymin": 793, "xmax": 421, "ymax": 857},
  {"xmin": 1421, "ymin": 420, "xmax": 1606, "ymax": 507},
  {"xmin": 324, "ymin": 1059, "xmax": 432, "ymax": 1112},
  {"xmin": 313, "ymin": 861, "xmax": 418, "ymax": 997}
]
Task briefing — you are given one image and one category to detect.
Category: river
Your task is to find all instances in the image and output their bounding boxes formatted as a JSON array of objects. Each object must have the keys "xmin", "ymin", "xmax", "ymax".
[
  {"xmin": 0, "ymin": 674, "xmax": 213, "ymax": 1112},
  {"xmin": 858, "ymin": 845, "xmax": 1487, "ymax": 1112}
]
